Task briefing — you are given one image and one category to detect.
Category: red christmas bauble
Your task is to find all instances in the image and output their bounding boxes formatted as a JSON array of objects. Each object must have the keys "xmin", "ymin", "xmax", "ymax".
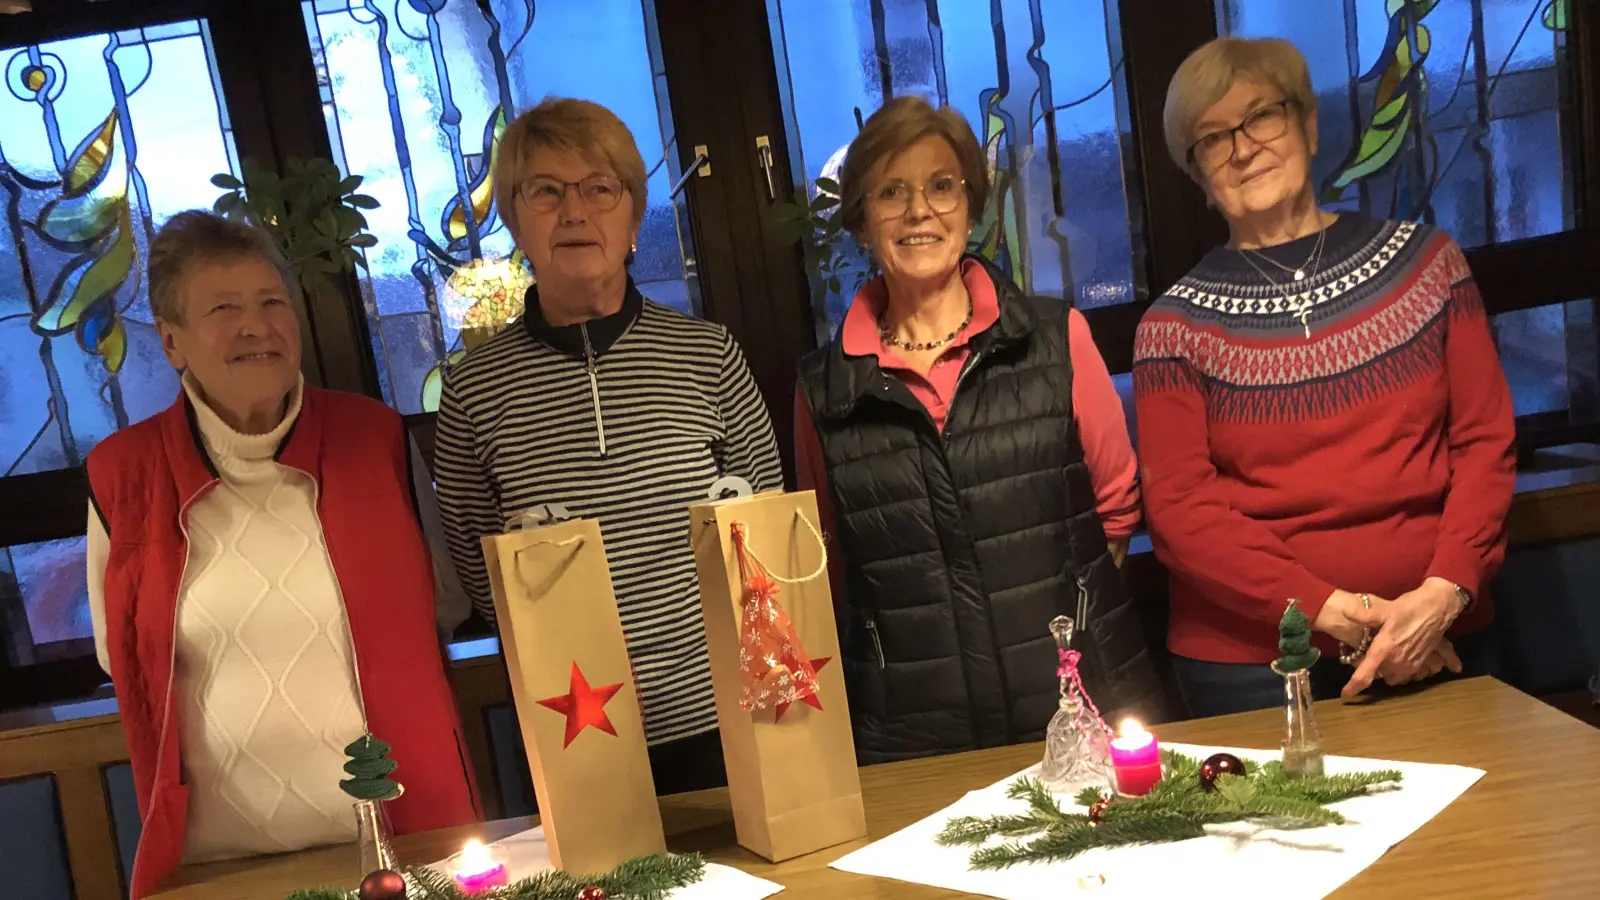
[
  {"xmin": 1087, "ymin": 797, "xmax": 1113, "ymax": 825},
  {"xmin": 358, "ymin": 869, "xmax": 406, "ymax": 900},
  {"xmin": 1198, "ymin": 752, "xmax": 1248, "ymax": 792},
  {"xmin": 576, "ymin": 887, "xmax": 609, "ymax": 900}
]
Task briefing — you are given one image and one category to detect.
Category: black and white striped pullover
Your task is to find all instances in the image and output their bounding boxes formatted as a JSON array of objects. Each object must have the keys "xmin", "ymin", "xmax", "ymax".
[{"xmin": 433, "ymin": 282, "xmax": 783, "ymax": 745}]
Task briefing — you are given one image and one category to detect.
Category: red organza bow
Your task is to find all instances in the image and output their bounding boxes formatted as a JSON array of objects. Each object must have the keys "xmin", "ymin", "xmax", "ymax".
[
  {"xmin": 1057, "ymin": 648, "xmax": 1105, "ymax": 722},
  {"xmin": 731, "ymin": 522, "xmax": 821, "ymax": 713}
]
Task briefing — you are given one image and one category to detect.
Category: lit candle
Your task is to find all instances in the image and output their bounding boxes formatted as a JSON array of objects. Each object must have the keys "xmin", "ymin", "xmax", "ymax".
[
  {"xmin": 449, "ymin": 839, "xmax": 509, "ymax": 893},
  {"xmin": 1109, "ymin": 719, "xmax": 1162, "ymax": 796}
]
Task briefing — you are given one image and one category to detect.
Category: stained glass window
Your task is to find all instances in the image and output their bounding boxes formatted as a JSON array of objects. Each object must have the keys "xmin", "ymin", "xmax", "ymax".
[
  {"xmin": 767, "ymin": 0, "xmax": 1143, "ymax": 335},
  {"xmin": 1217, "ymin": 0, "xmax": 1578, "ymax": 247},
  {"xmin": 1, "ymin": 20, "xmax": 239, "ymax": 476},
  {"xmin": 301, "ymin": 0, "xmax": 700, "ymax": 414},
  {"xmin": 1, "ymin": 536, "xmax": 90, "ymax": 660},
  {"xmin": 1492, "ymin": 299, "xmax": 1598, "ymax": 420}
]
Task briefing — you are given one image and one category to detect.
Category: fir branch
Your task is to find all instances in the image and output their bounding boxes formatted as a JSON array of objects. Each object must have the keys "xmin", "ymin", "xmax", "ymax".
[
  {"xmin": 945, "ymin": 753, "xmax": 1405, "ymax": 869},
  {"xmin": 937, "ymin": 813, "xmax": 1056, "ymax": 846},
  {"xmin": 1007, "ymin": 777, "xmax": 1077, "ymax": 828},
  {"xmin": 1073, "ymin": 786, "xmax": 1107, "ymax": 808},
  {"xmin": 1271, "ymin": 770, "xmax": 1404, "ymax": 804},
  {"xmin": 279, "ymin": 853, "xmax": 705, "ymax": 900},
  {"xmin": 1240, "ymin": 794, "xmax": 1346, "ymax": 827}
]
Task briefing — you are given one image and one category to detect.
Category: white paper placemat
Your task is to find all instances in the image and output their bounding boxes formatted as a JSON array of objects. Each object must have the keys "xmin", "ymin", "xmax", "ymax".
[
  {"xmin": 427, "ymin": 827, "xmax": 784, "ymax": 900},
  {"xmin": 829, "ymin": 742, "xmax": 1483, "ymax": 900}
]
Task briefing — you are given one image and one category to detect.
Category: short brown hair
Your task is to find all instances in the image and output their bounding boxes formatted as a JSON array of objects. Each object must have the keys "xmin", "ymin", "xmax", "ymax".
[
  {"xmin": 494, "ymin": 97, "xmax": 649, "ymax": 233},
  {"xmin": 1163, "ymin": 37, "xmax": 1317, "ymax": 171},
  {"xmin": 148, "ymin": 210, "xmax": 296, "ymax": 325},
  {"xmin": 839, "ymin": 96, "xmax": 989, "ymax": 237}
]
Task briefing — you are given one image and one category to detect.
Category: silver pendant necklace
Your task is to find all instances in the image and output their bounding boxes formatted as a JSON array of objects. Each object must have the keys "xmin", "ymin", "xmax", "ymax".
[
  {"xmin": 1246, "ymin": 224, "xmax": 1326, "ymax": 283},
  {"xmin": 1240, "ymin": 227, "xmax": 1326, "ymax": 339}
]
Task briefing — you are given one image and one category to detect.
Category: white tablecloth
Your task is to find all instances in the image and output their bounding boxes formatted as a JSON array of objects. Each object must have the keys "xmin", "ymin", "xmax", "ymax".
[
  {"xmin": 428, "ymin": 827, "xmax": 784, "ymax": 900},
  {"xmin": 829, "ymin": 742, "xmax": 1483, "ymax": 900}
]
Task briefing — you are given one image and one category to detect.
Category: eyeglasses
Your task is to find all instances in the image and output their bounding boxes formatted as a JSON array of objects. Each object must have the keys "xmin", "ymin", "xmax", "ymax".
[
  {"xmin": 516, "ymin": 175, "xmax": 626, "ymax": 213},
  {"xmin": 867, "ymin": 174, "xmax": 966, "ymax": 220},
  {"xmin": 1187, "ymin": 100, "xmax": 1295, "ymax": 171}
]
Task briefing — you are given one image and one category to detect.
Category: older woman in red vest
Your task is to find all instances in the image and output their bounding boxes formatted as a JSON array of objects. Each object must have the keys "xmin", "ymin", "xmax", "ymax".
[{"xmin": 85, "ymin": 211, "xmax": 479, "ymax": 898}]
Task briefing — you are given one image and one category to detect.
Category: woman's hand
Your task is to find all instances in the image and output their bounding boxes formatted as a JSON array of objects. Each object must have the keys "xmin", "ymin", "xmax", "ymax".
[
  {"xmin": 1380, "ymin": 639, "xmax": 1461, "ymax": 686},
  {"xmin": 1342, "ymin": 578, "xmax": 1463, "ymax": 696},
  {"xmin": 1311, "ymin": 589, "xmax": 1392, "ymax": 649}
]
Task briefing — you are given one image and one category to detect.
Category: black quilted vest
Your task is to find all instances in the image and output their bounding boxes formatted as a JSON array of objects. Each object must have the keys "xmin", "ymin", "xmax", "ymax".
[{"xmin": 797, "ymin": 260, "xmax": 1165, "ymax": 763}]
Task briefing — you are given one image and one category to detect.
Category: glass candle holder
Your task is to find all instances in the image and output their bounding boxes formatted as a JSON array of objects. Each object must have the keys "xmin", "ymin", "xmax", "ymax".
[{"xmin": 449, "ymin": 839, "xmax": 510, "ymax": 894}]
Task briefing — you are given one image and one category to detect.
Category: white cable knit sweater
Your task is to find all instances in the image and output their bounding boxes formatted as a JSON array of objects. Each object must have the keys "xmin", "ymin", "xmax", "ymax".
[{"xmin": 90, "ymin": 376, "xmax": 367, "ymax": 863}]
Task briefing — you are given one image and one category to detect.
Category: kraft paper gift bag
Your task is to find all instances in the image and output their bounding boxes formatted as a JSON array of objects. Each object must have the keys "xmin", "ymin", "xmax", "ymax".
[
  {"xmin": 482, "ymin": 513, "xmax": 666, "ymax": 873},
  {"xmin": 689, "ymin": 490, "xmax": 867, "ymax": 863}
]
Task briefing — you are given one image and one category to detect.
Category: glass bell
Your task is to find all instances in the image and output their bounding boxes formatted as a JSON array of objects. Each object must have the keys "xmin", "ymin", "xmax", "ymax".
[{"xmin": 1039, "ymin": 615, "xmax": 1115, "ymax": 792}]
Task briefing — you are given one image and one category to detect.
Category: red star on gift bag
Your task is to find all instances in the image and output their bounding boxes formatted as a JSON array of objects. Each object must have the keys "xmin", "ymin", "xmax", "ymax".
[
  {"xmin": 774, "ymin": 656, "xmax": 831, "ymax": 722},
  {"xmin": 536, "ymin": 662, "xmax": 625, "ymax": 748}
]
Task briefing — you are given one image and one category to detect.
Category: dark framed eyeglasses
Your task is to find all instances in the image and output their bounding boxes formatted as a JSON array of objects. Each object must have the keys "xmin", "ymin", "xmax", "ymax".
[
  {"xmin": 867, "ymin": 173, "xmax": 967, "ymax": 220},
  {"xmin": 1187, "ymin": 100, "xmax": 1295, "ymax": 171},
  {"xmin": 515, "ymin": 175, "xmax": 626, "ymax": 213}
]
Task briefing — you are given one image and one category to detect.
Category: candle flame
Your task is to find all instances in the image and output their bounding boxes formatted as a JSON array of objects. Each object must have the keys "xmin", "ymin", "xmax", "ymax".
[
  {"xmin": 460, "ymin": 839, "xmax": 491, "ymax": 871},
  {"xmin": 1118, "ymin": 718, "xmax": 1145, "ymax": 739}
]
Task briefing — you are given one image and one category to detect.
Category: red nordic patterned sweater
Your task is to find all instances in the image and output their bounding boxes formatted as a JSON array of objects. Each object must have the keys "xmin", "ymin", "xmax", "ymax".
[{"xmin": 1132, "ymin": 214, "xmax": 1516, "ymax": 664}]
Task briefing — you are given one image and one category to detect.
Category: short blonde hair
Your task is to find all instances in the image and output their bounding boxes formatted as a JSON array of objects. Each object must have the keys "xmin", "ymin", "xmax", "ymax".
[
  {"xmin": 1163, "ymin": 37, "xmax": 1316, "ymax": 171},
  {"xmin": 839, "ymin": 96, "xmax": 989, "ymax": 237},
  {"xmin": 148, "ymin": 210, "xmax": 297, "ymax": 325},
  {"xmin": 493, "ymin": 98, "xmax": 648, "ymax": 233}
]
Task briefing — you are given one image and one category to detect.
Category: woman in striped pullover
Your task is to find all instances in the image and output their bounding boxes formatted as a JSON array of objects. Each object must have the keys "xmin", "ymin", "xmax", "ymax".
[
  {"xmin": 1134, "ymin": 38, "xmax": 1515, "ymax": 718},
  {"xmin": 433, "ymin": 99, "xmax": 783, "ymax": 794}
]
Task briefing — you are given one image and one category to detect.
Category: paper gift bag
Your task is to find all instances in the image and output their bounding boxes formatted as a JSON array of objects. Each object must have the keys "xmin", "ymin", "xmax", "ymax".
[
  {"xmin": 689, "ymin": 490, "xmax": 867, "ymax": 862},
  {"xmin": 482, "ymin": 515, "xmax": 666, "ymax": 873}
]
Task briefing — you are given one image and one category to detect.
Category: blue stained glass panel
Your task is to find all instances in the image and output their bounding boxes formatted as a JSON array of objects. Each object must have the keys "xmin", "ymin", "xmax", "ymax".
[
  {"xmin": 1217, "ymin": 0, "xmax": 1576, "ymax": 248},
  {"xmin": 767, "ymin": 0, "xmax": 1143, "ymax": 336},
  {"xmin": 0, "ymin": 21, "xmax": 238, "ymax": 476},
  {"xmin": 1492, "ymin": 299, "xmax": 1597, "ymax": 422},
  {"xmin": 302, "ymin": 0, "xmax": 701, "ymax": 414},
  {"xmin": 2, "ymin": 535, "xmax": 91, "ymax": 649}
]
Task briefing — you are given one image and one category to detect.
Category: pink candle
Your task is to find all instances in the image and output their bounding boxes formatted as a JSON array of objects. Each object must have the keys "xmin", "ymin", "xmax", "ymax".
[
  {"xmin": 1109, "ymin": 720, "xmax": 1162, "ymax": 796},
  {"xmin": 450, "ymin": 840, "xmax": 509, "ymax": 893}
]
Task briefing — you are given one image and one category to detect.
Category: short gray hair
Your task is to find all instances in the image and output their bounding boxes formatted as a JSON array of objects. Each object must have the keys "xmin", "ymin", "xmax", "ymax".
[
  {"xmin": 492, "ymin": 98, "xmax": 648, "ymax": 235},
  {"xmin": 1163, "ymin": 37, "xmax": 1317, "ymax": 171},
  {"xmin": 148, "ymin": 210, "xmax": 296, "ymax": 325}
]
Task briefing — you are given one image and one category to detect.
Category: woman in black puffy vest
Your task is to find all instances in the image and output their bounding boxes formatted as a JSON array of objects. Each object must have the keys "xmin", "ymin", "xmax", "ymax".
[{"xmin": 792, "ymin": 97, "xmax": 1169, "ymax": 763}]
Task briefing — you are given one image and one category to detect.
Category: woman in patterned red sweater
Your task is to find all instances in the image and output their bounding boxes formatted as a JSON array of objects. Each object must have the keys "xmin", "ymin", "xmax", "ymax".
[{"xmin": 1134, "ymin": 37, "xmax": 1516, "ymax": 717}]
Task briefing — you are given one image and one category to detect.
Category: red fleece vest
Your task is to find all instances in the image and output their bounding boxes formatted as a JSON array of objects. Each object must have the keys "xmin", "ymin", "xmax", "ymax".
[{"xmin": 86, "ymin": 385, "xmax": 480, "ymax": 898}]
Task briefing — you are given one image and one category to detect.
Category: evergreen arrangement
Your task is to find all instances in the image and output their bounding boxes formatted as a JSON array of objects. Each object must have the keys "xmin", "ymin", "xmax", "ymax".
[
  {"xmin": 936, "ymin": 751, "xmax": 1401, "ymax": 869},
  {"xmin": 284, "ymin": 852, "xmax": 706, "ymax": 900}
]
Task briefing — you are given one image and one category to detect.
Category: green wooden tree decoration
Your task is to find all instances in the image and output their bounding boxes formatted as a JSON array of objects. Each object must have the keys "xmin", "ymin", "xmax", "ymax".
[
  {"xmin": 340, "ymin": 735, "xmax": 403, "ymax": 802},
  {"xmin": 1276, "ymin": 600, "xmax": 1320, "ymax": 673}
]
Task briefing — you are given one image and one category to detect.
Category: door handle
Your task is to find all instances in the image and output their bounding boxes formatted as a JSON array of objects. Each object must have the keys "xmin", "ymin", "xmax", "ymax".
[
  {"xmin": 755, "ymin": 135, "xmax": 776, "ymax": 201},
  {"xmin": 670, "ymin": 145, "xmax": 711, "ymax": 199}
]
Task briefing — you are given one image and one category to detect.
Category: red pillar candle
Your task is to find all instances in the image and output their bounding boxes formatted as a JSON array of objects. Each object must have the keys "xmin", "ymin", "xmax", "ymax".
[{"xmin": 1109, "ymin": 720, "xmax": 1162, "ymax": 796}]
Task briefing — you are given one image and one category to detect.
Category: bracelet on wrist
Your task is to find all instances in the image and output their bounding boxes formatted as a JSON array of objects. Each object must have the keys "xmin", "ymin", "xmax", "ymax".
[{"xmin": 1339, "ymin": 592, "xmax": 1374, "ymax": 667}]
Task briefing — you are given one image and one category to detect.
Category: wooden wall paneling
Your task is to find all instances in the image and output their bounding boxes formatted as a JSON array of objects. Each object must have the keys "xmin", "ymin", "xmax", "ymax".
[
  {"xmin": 0, "ymin": 713, "xmax": 128, "ymax": 900},
  {"xmin": 55, "ymin": 766, "xmax": 123, "ymax": 900},
  {"xmin": 448, "ymin": 653, "xmax": 511, "ymax": 821}
]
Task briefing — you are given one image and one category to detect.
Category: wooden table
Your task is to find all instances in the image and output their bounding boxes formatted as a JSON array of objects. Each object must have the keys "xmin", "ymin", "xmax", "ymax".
[{"xmin": 152, "ymin": 677, "xmax": 1600, "ymax": 899}]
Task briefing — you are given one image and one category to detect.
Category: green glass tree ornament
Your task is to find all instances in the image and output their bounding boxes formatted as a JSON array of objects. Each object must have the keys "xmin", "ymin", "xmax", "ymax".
[{"xmin": 342, "ymin": 735, "xmax": 403, "ymax": 878}]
